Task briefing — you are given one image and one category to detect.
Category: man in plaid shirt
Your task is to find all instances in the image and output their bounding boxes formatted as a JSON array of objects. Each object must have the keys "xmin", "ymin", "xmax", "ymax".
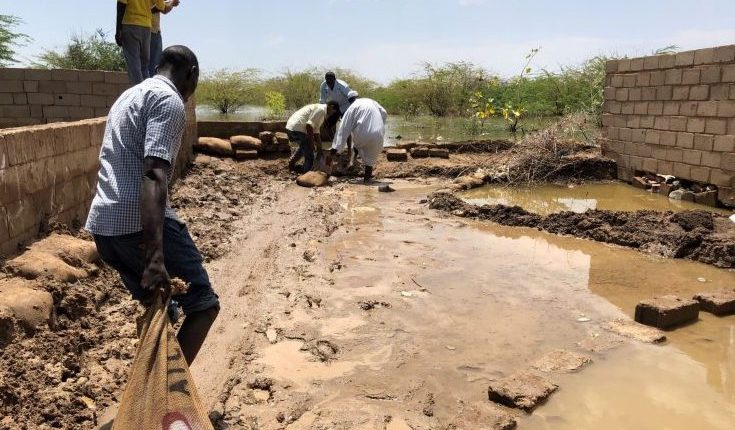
[{"xmin": 86, "ymin": 45, "xmax": 218, "ymax": 365}]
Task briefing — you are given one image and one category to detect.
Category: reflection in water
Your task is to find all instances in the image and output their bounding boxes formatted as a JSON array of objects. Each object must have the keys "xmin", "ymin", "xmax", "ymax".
[{"xmin": 460, "ymin": 183, "xmax": 732, "ymax": 215}]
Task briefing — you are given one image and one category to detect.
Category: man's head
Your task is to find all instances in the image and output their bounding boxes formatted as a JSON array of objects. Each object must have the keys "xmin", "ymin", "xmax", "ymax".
[
  {"xmin": 156, "ymin": 45, "xmax": 199, "ymax": 102},
  {"xmin": 325, "ymin": 71, "xmax": 336, "ymax": 90},
  {"xmin": 347, "ymin": 90, "xmax": 359, "ymax": 104},
  {"xmin": 325, "ymin": 100, "xmax": 341, "ymax": 125}
]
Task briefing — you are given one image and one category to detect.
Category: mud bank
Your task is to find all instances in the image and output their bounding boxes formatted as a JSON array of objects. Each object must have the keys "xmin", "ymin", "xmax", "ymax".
[{"xmin": 429, "ymin": 192, "xmax": 735, "ymax": 268}]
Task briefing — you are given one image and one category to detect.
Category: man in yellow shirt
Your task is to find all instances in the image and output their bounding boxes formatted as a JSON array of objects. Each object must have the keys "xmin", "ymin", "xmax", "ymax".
[
  {"xmin": 149, "ymin": 0, "xmax": 179, "ymax": 77},
  {"xmin": 115, "ymin": 0, "xmax": 166, "ymax": 84}
]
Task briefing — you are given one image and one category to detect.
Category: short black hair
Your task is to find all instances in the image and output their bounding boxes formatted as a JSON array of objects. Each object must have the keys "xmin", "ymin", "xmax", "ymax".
[
  {"xmin": 325, "ymin": 71, "xmax": 336, "ymax": 79},
  {"xmin": 326, "ymin": 100, "xmax": 340, "ymax": 111},
  {"xmin": 159, "ymin": 45, "xmax": 199, "ymax": 73}
]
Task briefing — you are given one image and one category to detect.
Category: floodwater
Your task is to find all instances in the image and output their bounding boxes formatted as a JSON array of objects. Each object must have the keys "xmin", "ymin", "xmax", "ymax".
[
  {"xmin": 301, "ymin": 183, "xmax": 735, "ymax": 428},
  {"xmin": 460, "ymin": 182, "xmax": 733, "ymax": 215}
]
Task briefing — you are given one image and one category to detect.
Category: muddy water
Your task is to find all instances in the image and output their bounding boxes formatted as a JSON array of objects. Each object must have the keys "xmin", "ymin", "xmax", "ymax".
[
  {"xmin": 460, "ymin": 182, "xmax": 733, "ymax": 215},
  {"xmin": 322, "ymin": 184, "xmax": 735, "ymax": 429}
]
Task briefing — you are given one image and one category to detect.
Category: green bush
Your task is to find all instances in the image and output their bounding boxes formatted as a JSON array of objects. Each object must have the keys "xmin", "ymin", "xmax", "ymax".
[
  {"xmin": 264, "ymin": 91, "xmax": 286, "ymax": 119},
  {"xmin": 35, "ymin": 30, "xmax": 125, "ymax": 71},
  {"xmin": 197, "ymin": 69, "xmax": 261, "ymax": 114}
]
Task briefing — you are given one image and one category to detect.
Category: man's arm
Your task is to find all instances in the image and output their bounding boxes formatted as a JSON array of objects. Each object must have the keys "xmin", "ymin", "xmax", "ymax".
[
  {"xmin": 115, "ymin": 1, "xmax": 126, "ymax": 46},
  {"xmin": 140, "ymin": 156, "xmax": 170, "ymax": 291}
]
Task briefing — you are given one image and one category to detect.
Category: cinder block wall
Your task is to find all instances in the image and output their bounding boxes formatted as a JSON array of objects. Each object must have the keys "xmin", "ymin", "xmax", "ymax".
[
  {"xmin": 197, "ymin": 120, "xmax": 287, "ymax": 139},
  {"xmin": 0, "ymin": 68, "xmax": 131, "ymax": 129},
  {"xmin": 0, "ymin": 100, "xmax": 197, "ymax": 258},
  {"xmin": 601, "ymin": 45, "xmax": 735, "ymax": 206}
]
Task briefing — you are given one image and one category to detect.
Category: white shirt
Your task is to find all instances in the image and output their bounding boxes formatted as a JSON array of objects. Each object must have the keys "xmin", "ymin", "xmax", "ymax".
[
  {"xmin": 286, "ymin": 104, "xmax": 327, "ymax": 134},
  {"xmin": 319, "ymin": 79, "xmax": 352, "ymax": 115},
  {"xmin": 332, "ymin": 98, "xmax": 387, "ymax": 153}
]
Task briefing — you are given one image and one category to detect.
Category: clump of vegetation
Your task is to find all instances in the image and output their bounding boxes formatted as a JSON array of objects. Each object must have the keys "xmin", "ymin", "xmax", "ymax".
[
  {"xmin": 264, "ymin": 91, "xmax": 286, "ymax": 119},
  {"xmin": 35, "ymin": 30, "xmax": 125, "ymax": 71},
  {"xmin": 197, "ymin": 69, "xmax": 261, "ymax": 115},
  {"xmin": 0, "ymin": 14, "xmax": 30, "ymax": 66}
]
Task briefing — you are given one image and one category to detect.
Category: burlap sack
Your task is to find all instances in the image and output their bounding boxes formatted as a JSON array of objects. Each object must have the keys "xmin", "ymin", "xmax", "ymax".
[
  {"xmin": 258, "ymin": 131, "xmax": 274, "ymax": 146},
  {"xmin": 296, "ymin": 171, "xmax": 330, "ymax": 188},
  {"xmin": 230, "ymin": 135, "xmax": 262, "ymax": 151},
  {"xmin": 112, "ymin": 292, "xmax": 213, "ymax": 430},
  {"xmin": 195, "ymin": 137, "xmax": 232, "ymax": 157}
]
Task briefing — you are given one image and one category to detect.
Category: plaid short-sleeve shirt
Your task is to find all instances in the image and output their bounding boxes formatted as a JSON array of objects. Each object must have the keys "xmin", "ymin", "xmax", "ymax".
[{"xmin": 85, "ymin": 75, "xmax": 185, "ymax": 236}]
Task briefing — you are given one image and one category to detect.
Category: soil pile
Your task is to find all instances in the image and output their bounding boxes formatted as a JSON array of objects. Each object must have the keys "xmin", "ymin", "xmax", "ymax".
[{"xmin": 429, "ymin": 192, "xmax": 735, "ymax": 268}]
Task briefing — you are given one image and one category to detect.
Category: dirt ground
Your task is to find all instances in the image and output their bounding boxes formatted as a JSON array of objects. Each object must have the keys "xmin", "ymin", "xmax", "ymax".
[{"xmin": 1, "ymin": 145, "xmax": 734, "ymax": 429}]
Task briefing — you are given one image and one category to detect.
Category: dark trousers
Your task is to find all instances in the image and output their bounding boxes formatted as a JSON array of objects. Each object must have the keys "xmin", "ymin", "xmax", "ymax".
[{"xmin": 287, "ymin": 129, "xmax": 314, "ymax": 172}]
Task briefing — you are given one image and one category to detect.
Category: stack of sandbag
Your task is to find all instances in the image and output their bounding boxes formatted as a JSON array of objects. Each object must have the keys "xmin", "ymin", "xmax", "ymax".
[
  {"xmin": 6, "ymin": 233, "xmax": 99, "ymax": 282},
  {"xmin": 258, "ymin": 131, "xmax": 278, "ymax": 154},
  {"xmin": 194, "ymin": 137, "xmax": 232, "ymax": 157},
  {"xmin": 230, "ymin": 135, "xmax": 261, "ymax": 160},
  {"xmin": 296, "ymin": 171, "xmax": 330, "ymax": 188},
  {"xmin": 275, "ymin": 132, "xmax": 291, "ymax": 153}
]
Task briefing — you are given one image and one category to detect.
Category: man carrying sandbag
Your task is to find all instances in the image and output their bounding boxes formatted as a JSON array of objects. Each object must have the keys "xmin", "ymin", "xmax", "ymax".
[
  {"xmin": 86, "ymin": 45, "xmax": 219, "ymax": 366},
  {"xmin": 329, "ymin": 94, "xmax": 388, "ymax": 183},
  {"xmin": 286, "ymin": 100, "xmax": 341, "ymax": 173}
]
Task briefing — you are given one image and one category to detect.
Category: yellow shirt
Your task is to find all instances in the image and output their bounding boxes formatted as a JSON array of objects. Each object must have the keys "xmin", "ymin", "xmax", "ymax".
[{"xmin": 119, "ymin": 0, "xmax": 165, "ymax": 28}]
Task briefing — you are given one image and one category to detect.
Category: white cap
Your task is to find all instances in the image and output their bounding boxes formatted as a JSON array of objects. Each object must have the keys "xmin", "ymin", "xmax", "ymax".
[{"xmin": 347, "ymin": 90, "xmax": 359, "ymax": 99}]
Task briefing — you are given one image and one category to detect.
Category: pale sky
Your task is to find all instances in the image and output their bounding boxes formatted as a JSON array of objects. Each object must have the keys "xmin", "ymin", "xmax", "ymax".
[{"xmin": 4, "ymin": 0, "xmax": 735, "ymax": 84}]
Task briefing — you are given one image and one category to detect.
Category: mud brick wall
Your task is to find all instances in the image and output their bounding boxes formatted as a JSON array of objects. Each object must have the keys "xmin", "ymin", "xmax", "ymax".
[
  {"xmin": 601, "ymin": 45, "xmax": 735, "ymax": 206},
  {"xmin": 0, "ymin": 100, "xmax": 198, "ymax": 258},
  {"xmin": 197, "ymin": 120, "xmax": 286, "ymax": 139},
  {"xmin": 0, "ymin": 68, "xmax": 131, "ymax": 129}
]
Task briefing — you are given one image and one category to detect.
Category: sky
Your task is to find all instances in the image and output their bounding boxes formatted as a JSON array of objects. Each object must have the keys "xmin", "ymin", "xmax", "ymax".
[{"xmin": 4, "ymin": 0, "xmax": 735, "ymax": 84}]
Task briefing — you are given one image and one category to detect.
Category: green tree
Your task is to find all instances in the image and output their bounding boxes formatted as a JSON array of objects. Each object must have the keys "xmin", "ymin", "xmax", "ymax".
[
  {"xmin": 35, "ymin": 30, "xmax": 125, "ymax": 71},
  {"xmin": 0, "ymin": 15, "xmax": 31, "ymax": 66},
  {"xmin": 197, "ymin": 69, "xmax": 261, "ymax": 114}
]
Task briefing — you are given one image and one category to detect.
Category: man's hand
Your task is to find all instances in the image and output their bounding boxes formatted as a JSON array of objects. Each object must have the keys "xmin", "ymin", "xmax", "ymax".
[{"xmin": 141, "ymin": 256, "xmax": 170, "ymax": 292}]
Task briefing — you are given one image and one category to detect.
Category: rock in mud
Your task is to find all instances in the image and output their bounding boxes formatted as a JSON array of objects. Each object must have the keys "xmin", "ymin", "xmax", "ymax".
[
  {"xmin": 195, "ymin": 136, "xmax": 233, "ymax": 156},
  {"xmin": 693, "ymin": 290, "xmax": 735, "ymax": 315},
  {"xmin": 386, "ymin": 148, "xmax": 409, "ymax": 162},
  {"xmin": 532, "ymin": 349, "xmax": 592, "ymax": 373},
  {"xmin": 695, "ymin": 190, "xmax": 718, "ymax": 207},
  {"xmin": 0, "ymin": 278, "xmax": 54, "ymax": 333},
  {"xmin": 603, "ymin": 319, "xmax": 666, "ymax": 343},
  {"xmin": 453, "ymin": 175, "xmax": 484, "ymax": 190},
  {"xmin": 230, "ymin": 135, "xmax": 262, "ymax": 151},
  {"xmin": 487, "ymin": 371, "xmax": 558, "ymax": 411},
  {"xmin": 378, "ymin": 184, "xmax": 395, "ymax": 193},
  {"xmin": 635, "ymin": 295, "xmax": 699, "ymax": 329},
  {"xmin": 296, "ymin": 171, "xmax": 330, "ymax": 188},
  {"xmin": 448, "ymin": 401, "xmax": 517, "ymax": 430}
]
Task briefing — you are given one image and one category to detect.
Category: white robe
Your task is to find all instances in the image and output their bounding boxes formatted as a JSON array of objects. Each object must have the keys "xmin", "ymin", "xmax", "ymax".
[{"xmin": 332, "ymin": 98, "xmax": 387, "ymax": 167}]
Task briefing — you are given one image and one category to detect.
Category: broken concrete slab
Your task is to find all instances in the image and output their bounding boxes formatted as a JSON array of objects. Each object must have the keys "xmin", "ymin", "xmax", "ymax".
[
  {"xmin": 532, "ymin": 349, "xmax": 592, "ymax": 373},
  {"xmin": 632, "ymin": 176, "xmax": 651, "ymax": 189},
  {"xmin": 693, "ymin": 290, "xmax": 735, "ymax": 316},
  {"xmin": 694, "ymin": 190, "xmax": 718, "ymax": 208},
  {"xmin": 386, "ymin": 148, "xmax": 409, "ymax": 162},
  {"xmin": 410, "ymin": 147, "xmax": 429, "ymax": 158},
  {"xmin": 487, "ymin": 371, "xmax": 558, "ymax": 411},
  {"xmin": 681, "ymin": 190, "xmax": 696, "ymax": 202},
  {"xmin": 603, "ymin": 319, "xmax": 666, "ymax": 343},
  {"xmin": 634, "ymin": 295, "xmax": 699, "ymax": 329}
]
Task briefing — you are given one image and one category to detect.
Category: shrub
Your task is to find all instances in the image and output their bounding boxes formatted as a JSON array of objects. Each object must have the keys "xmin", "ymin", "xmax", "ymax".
[
  {"xmin": 35, "ymin": 30, "xmax": 125, "ymax": 71},
  {"xmin": 197, "ymin": 69, "xmax": 261, "ymax": 114}
]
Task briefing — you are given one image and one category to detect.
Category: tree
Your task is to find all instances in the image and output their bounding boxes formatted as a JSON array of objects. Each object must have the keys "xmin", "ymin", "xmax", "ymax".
[
  {"xmin": 0, "ymin": 15, "xmax": 31, "ymax": 66},
  {"xmin": 197, "ymin": 69, "xmax": 261, "ymax": 114},
  {"xmin": 35, "ymin": 30, "xmax": 125, "ymax": 71}
]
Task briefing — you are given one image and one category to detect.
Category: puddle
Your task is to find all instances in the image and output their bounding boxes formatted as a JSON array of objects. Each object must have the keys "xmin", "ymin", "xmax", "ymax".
[
  {"xmin": 459, "ymin": 183, "xmax": 732, "ymax": 215},
  {"xmin": 318, "ymin": 184, "xmax": 735, "ymax": 428}
]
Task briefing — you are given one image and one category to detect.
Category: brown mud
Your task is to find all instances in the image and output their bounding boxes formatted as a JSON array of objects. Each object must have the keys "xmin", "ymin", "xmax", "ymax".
[{"xmin": 428, "ymin": 192, "xmax": 735, "ymax": 268}]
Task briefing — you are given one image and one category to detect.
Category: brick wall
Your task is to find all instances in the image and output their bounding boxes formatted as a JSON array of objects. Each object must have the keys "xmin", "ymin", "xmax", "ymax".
[
  {"xmin": 0, "ymin": 68, "xmax": 130, "ymax": 129},
  {"xmin": 0, "ymin": 100, "xmax": 198, "ymax": 258},
  {"xmin": 601, "ymin": 45, "xmax": 735, "ymax": 206}
]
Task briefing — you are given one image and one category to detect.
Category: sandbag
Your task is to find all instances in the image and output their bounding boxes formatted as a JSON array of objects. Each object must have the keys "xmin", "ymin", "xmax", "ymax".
[
  {"xmin": 0, "ymin": 278, "xmax": 54, "ymax": 333},
  {"xmin": 258, "ymin": 131, "xmax": 274, "ymax": 146},
  {"xmin": 296, "ymin": 171, "xmax": 330, "ymax": 188},
  {"xmin": 195, "ymin": 137, "xmax": 232, "ymax": 157},
  {"xmin": 112, "ymin": 292, "xmax": 213, "ymax": 430},
  {"xmin": 6, "ymin": 233, "xmax": 98, "ymax": 282},
  {"xmin": 230, "ymin": 135, "xmax": 262, "ymax": 151}
]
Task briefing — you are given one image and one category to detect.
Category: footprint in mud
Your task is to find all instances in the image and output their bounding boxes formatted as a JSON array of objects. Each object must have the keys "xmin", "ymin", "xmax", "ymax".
[{"xmin": 302, "ymin": 339, "xmax": 340, "ymax": 362}]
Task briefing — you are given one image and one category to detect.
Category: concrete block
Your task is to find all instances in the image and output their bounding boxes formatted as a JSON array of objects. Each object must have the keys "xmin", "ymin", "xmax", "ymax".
[
  {"xmin": 701, "ymin": 151, "xmax": 722, "ymax": 168},
  {"xmin": 723, "ymin": 65, "xmax": 735, "ymax": 83},
  {"xmin": 645, "ymin": 130, "xmax": 660, "ymax": 145},
  {"xmin": 676, "ymin": 51, "xmax": 695, "ymax": 67},
  {"xmin": 12, "ymin": 93, "xmax": 27, "ymax": 105},
  {"xmin": 679, "ymin": 101, "xmax": 698, "ymax": 116},
  {"xmin": 42, "ymin": 105, "xmax": 69, "ymax": 118},
  {"xmin": 1, "ymin": 105, "xmax": 30, "ymax": 118},
  {"xmin": 22, "ymin": 81, "xmax": 38, "ymax": 93},
  {"xmin": 603, "ymin": 86, "xmax": 616, "ymax": 100},
  {"xmin": 29, "ymin": 105, "xmax": 43, "ymax": 118},
  {"xmin": 687, "ymin": 118, "xmax": 706, "ymax": 133},
  {"xmin": 693, "ymin": 48, "xmax": 715, "ymax": 65},
  {"xmin": 641, "ymin": 87, "xmax": 657, "ymax": 101},
  {"xmin": 51, "ymin": 69, "xmax": 78, "ymax": 81},
  {"xmin": 722, "ymin": 153, "xmax": 735, "ymax": 171},
  {"xmin": 27, "ymin": 92, "xmax": 54, "ymax": 106},
  {"xmin": 710, "ymin": 84, "xmax": 730, "ymax": 101},
  {"xmin": 233, "ymin": 149, "xmax": 258, "ymax": 160},
  {"xmin": 103, "ymin": 72, "xmax": 129, "ymax": 84},
  {"xmin": 533, "ymin": 349, "xmax": 592, "ymax": 373},
  {"xmin": 621, "ymin": 102, "xmax": 634, "ymax": 115},
  {"xmin": 694, "ymin": 290, "xmax": 735, "ymax": 315},
  {"xmin": 710, "ymin": 169, "xmax": 733, "ymax": 187},
  {"xmin": 677, "ymin": 133, "xmax": 694, "ymax": 148},
  {"xmin": 632, "ymin": 176, "xmax": 651, "ymax": 189},
  {"xmin": 78, "ymin": 71, "xmax": 104, "ymax": 82},
  {"xmin": 694, "ymin": 190, "xmax": 718, "ymax": 207},
  {"xmin": 610, "ymin": 75, "xmax": 624, "ymax": 88},
  {"xmin": 717, "ymin": 101, "xmax": 735, "ymax": 117},
  {"xmin": 386, "ymin": 148, "xmax": 408, "ymax": 162},
  {"xmin": 636, "ymin": 72, "xmax": 651, "ymax": 86},
  {"xmin": 714, "ymin": 45, "xmax": 735, "ymax": 63},
  {"xmin": 669, "ymin": 116, "xmax": 687, "ymax": 131},
  {"xmin": 623, "ymin": 74, "xmax": 637, "ymax": 87},
  {"xmin": 639, "ymin": 116, "xmax": 654, "ymax": 129},
  {"xmin": 673, "ymin": 163, "xmax": 691, "ymax": 178},
  {"xmin": 653, "ymin": 116, "xmax": 670, "ymax": 130},
  {"xmin": 626, "ymin": 115, "xmax": 640, "ymax": 128},
  {"xmin": 665, "ymin": 148, "xmax": 682, "ymax": 162},
  {"xmin": 629, "ymin": 88, "xmax": 642, "ymax": 101},
  {"xmin": 409, "ymin": 147, "xmax": 427, "ymax": 158},
  {"xmin": 658, "ymin": 160, "xmax": 674, "ymax": 175},
  {"xmin": 660, "ymin": 55, "xmax": 676, "ymax": 69},
  {"xmin": 618, "ymin": 59, "xmax": 632, "ymax": 72},
  {"xmin": 701, "ymin": 66, "xmax": 722, "ymax": 84},
  {"xmin": 660, "ymin": 131, "xmax": 677, "ymax": 146},
  {"xmin": 605, "ymin": 60, "xmax": 619, "ymax": 73},
  {"xmin": 649, "ymin": 71, "xmax": 665, "ymax": 86},
  {"xmin": 730, "ymin": 117, "xmax": 735, "ymax": 134},
  {"xmin": 663, "ymin": 102, "xmax": 679, "ymax": 115},
  {"xmin": 689, "ymin": 85, "xmax": 709, "ymax": 100},
  {"xmin": 664, "ymin": 69, "xmax": 682, "ymax": 85},
  {"xmin": 429, "ymin": 148, "xmax": 449, "ymax": 159},
  {"xmin": 24, "ymin": 69, "xmax": 51, "ymax": 81},
  {"xmin": 0, "ymin": 92, "xmax": 12, "ymax": 105},
  {"xmin": 681, "ymin": 69, "xmax": 701, "ymax": 85},
  {"xmin": 0, "ymin": 80, "xmax": 23, "ymax": 93},
  {"xmin": 697, "ymin": 101, "xmax": 718, "ymax": 117},
  {"xmin": 694, "ymin": 134, "xmax": 714, "ymax": 151},
  {"xmin": 55, "ymin": 93, "xmax": 81, "ymax": 106},
  {"xmin": 38, "ymin": 80, "xmax": 67, "ymax": 93},
  {"xmin": 705, "ymin": 118, "xmax": 727, "ymax": 135},
  {"xmin": 66, "ymin": 81, "xmax": 92, "ymax": 95},
  {"xmin": 714, "ymin": 135, "xmax": 735, "ymax": 152},
  {"xmin": 80, "ymin": 94, "xmax": 107, "ymax": 108},
  {"xmin": 604, "ymin": 319, "xmax": 666, "ymax": 343},
  {"xmin": 671, "ymin": 87, "xmax": 689, "ymax": 101},
  {"xmin": 648, "ymin": 101, "xmax": 663, "ymax": 115},
  {"xmin": 630, "ymin": 58, "xmax": 645, "ymax": 71},
  {"xmin": 643, "ymin": 56, "xmax": 659, "ymax": 70},
  {"xmin": 615, "ymin": 88, "xmax": 629, "ymax": 101},
  {"xmin": 632, "ymin": 129, "xmax": 647, "ymax": 142},
  {"xmin": 652, "ymin": 146, "xmax": 667, "ymax": 160},
  {"xmin": 682, "ymin": 149, "xmax": 702, "ymax": 165},
  {"xmin": 0, "ymin": 68, "xmax": 24, "ymax": 80},
  {"xmin": 635, "ymin": 295, "xmax": 699, "ymax": 329},
  {"xmin": 92, "ymin": 82, "xmax": 120, "ymax": 96},
  {"xmin": 487, "ymin": 372, "xmax": 558, "ymax": 411}
]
